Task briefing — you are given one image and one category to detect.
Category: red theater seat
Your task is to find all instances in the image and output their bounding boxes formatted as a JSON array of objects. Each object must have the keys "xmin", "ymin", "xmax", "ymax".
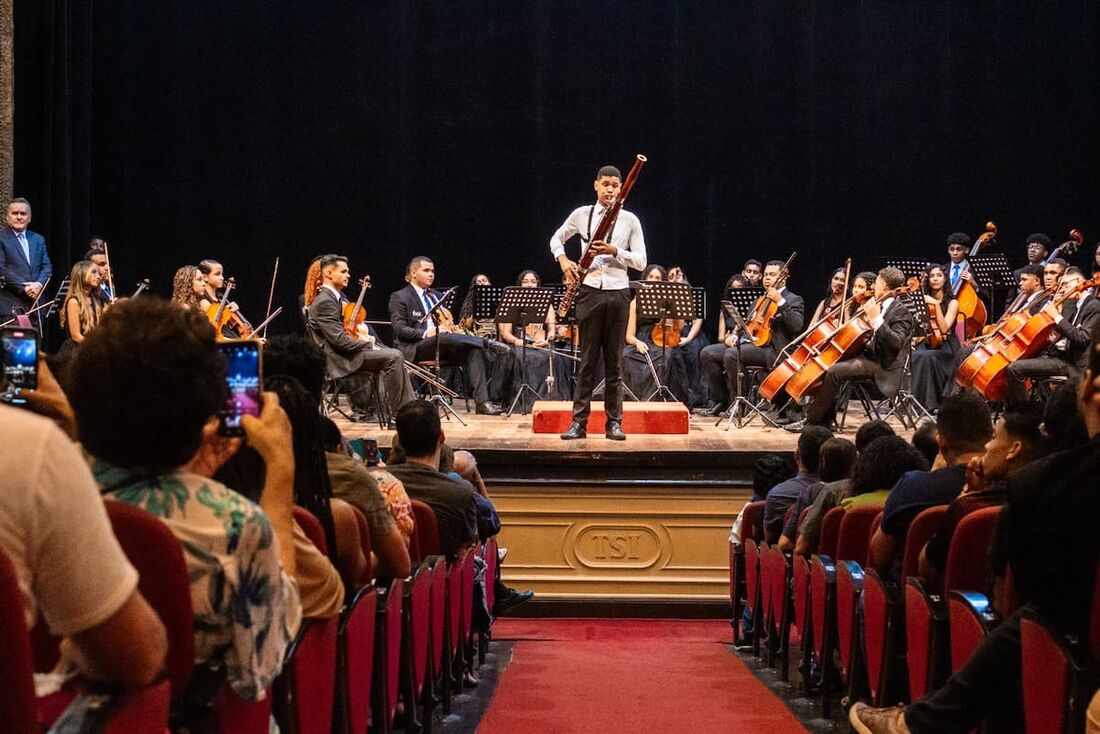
[
  {"xmin": 834, "ymin": 506, "xmax": 883, "ymax": 702},
  {"xmin": 334, "ymin": 584, "xmax": 377, "ymax": 734}
]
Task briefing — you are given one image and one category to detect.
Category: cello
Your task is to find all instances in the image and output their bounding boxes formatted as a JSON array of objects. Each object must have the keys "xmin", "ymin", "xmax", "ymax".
[
  {"xmin": 784, "ymin": 277, "xmax": 921, "ymax": 401},
  {"xmin": 955, "ymin": 274, "xmax": 1100, "ymax": 400},
  {"xmin": 953, "ymin": 221, "xmax": 996, "ymax": 339},
  {"xmin": 745, "ymin": 252, "xmax": 797, "ymax": 347}
]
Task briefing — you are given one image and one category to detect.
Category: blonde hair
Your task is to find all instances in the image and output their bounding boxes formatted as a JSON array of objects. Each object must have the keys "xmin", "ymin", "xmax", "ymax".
[
  {"xmin": 60, "ymin": 261, "xmax": 103, "ymax": 335},
  {"xmin": 172, "ymin": 265, "xmax": 204, "ymax": 309}
]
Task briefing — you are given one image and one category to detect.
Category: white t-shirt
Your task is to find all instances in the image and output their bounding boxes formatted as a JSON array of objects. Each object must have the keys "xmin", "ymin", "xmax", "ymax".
[{"xmin": 0, "ymin": 405, "xmax": 138, "ymax": 636}]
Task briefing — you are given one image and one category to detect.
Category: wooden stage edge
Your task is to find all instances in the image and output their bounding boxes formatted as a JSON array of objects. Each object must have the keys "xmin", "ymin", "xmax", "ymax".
[{"xmin": 335, "ymin": 407, "xmax": 913, "ymax": 618}]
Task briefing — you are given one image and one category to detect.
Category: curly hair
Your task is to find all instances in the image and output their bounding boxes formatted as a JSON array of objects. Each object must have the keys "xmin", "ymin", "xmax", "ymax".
[
  {"xmin": 849, "ymin": 435, "xmax": 928, "ymax": 496},
  {"xmin": 303, "ymin": 257, "xmax": 324, "ymax": 307},
  {"xmin": 69, "ymin": 297, "xmax": 226, "ymax": 473},
  {"xmin": 171, "ymin": 265, "xmax": 204, "ymax": 309}
]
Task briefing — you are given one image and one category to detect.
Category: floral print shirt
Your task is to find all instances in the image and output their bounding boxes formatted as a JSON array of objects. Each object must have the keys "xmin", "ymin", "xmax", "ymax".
[{"xmin": 94, "ymin": 460, "xmax": 302, "ymax": 700}]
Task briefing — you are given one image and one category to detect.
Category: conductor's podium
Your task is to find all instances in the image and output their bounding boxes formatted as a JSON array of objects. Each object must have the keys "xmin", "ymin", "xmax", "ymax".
[{"xmin": 531, "ymin": 400, "xmax": 690, "ymax": 435}]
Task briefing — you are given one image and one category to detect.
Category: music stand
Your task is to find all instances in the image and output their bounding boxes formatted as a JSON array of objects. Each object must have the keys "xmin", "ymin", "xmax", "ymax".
[
  {"xmin": 636, "ymin": 281, "xmax": 694, "ymax": 402},
  {"xmin": 884, "ymin": 258, "xmax": 932, "ymax": 281},
  {"xmin": 970, "ymin": 253, "xmax": 1015, "ymax": 321},
  {"xmin": 473, "ymin": 284, "xmax": 504, "ymax": 322},
  {"xmin": 692, "ymin": 286, "xmax": 707, "ymax": 321},
  {"xmin": 496, "ymin": 286, "xmax": 554, "ymax": 416},
  {"xmin": 45, "ymin": 278, "xmax": 71, "ymax": 319},
  {"xmin": 897, "ymin": 290, "xmax": 932, "ymax": 338},
  {"xmin": 421, "ymin": 287, "xmax": 466, "ymax": 425},
  {"xmin": 715, "ymin": 290, "xmax": 779, "ymax": 430}
]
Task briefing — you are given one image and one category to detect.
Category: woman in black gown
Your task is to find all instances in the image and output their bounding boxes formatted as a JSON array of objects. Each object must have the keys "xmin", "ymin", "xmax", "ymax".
[
  {"xmin": 495, "ymin": 270, "xmax": 573, "ymax": 409},
  {"xmin": 909, "ymin": 263, "xmax": 960, "ymax": 413},
  {"xmin": 622, "ymin": 265, "xmax": 691, "ymax": 402}
]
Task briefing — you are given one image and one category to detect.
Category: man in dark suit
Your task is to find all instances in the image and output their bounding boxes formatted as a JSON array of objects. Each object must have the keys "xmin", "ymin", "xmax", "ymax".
[
  {"xmin": 698, "ymin": 259, "xmax": 805, "ymax": 415},
  {"xmin": 1004, "ymin": 266, "xmax": 1100, "ymax": 405},
  {"xmin": 388, "ymin": 256, "xmax": 502, "ymax": 415},
  {"xmin": 307, "ymin": 254, "xmax": 414, "ymax": 421},
  {"xmin": 0, "ymin": 198, "xmax": 53, "ymax": 319},
  {"xmin": 791, "ymin": 266, "xmax": 914, "ymax": 430}
]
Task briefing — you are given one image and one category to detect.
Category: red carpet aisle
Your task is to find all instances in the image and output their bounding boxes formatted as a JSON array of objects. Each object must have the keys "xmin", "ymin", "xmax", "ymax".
[{"xmin": 477, "ymin": 619, "xmax": 807, "ymax": 733}]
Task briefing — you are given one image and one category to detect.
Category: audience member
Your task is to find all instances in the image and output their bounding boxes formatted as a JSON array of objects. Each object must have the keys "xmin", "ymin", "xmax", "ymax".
[
  {"xmin": 794, "ymin": 419, "xmax": 896, "ymax": 556},
  {"xmin": 69, "ymin": 297, "xmax": 301, "ymax": 701},
  {"xmin": 910, "ymin": 419, "xmax": 940, "ymax": 468},
  {"xmin": 842, "ymin": 436, "xmax": 928, "ymax": 511},
  {"xmin": 1040, "ymin": 378, "xmax": 1089, "ymax": 452},
  {"xmin": 777, "ymin": 437, "xmax": 856, "ymax": 552},
  {"xmin": 0, "ymin": 403, "xmax": 167, "ymax": 688},
  {"xmin": 868, "ymin": 391, "xmax": 992, "ymax": 579},
  {"xmin": 919, "ymin": 406, "xmax": 1045, "ymax": 583},
  {"xmin": 763, "ymin": 425, "xmax": 833, "ymax": 543},
  {"xmin": 850, "ymin": 330, "xmax": 1100, "ymax": 734}
]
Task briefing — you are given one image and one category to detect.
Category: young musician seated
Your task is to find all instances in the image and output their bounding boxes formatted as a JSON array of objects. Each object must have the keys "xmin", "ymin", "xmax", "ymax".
[
  {"xmin": 910, "ymin": 264, "xmax": 960, "ymax": 413},
  {"xmin": 495, "ymin": 269, "xmax": 572, "ymax": 404},
  {"xmin": 787, "ymin": 266, "xmax": 914, "ymax": 431},
  {"xmin": 389, "ymin": 256, "xmax": 503, "ymax": 415},
  {"xmin": 308, "ymin": 254, "xmax": 414, "ymax": 422},
  {"xmin": 1003, "ymin": 266, "xmax": 1100, "ymax": 405},
  {"xmin": 698, "ymin": 260, "xmax": 805, "ymax": 416},
  {"xmin": 622, "ymin": 264, "xmax": 691, "ymax": 403}
]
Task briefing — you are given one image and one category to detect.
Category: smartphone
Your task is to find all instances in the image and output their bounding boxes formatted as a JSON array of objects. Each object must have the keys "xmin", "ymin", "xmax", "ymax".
[
  {"xmin": 1, "ymin": 327, "xmax": 39, "ymax": 402},
  {"xmin": 217, "ymin": 339, "xmax": 262, "ymax": 436},
  {"xmin": 363, "ymin": 437, "xmax": 380, "ymax": 466}
]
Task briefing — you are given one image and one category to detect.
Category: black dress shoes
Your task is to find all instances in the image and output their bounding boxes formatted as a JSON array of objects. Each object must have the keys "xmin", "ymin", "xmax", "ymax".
[
  {"xmin": 560, "ymin": 421, "xmax": 587, "ymax": 440},
  {"xmin": 696, "ymin": 402, "xmax": 727, "ymax": 417},
  {"xmin": 475, "ymin": 402, "xmax": 503, "ymax": 415},
  {"xmin": 605, "ymin": 420, "xmax": 626, "ymax": 441}
]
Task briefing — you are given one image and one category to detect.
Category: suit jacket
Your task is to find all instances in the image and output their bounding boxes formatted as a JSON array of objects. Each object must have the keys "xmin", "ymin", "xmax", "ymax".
[
  {"xmin": 307, "ymin": 287, "xmax": 371, "ymax": 378},
  {"xmin": 0, "ymin": 227, "xmax": 52, "ymax": 315},
  {"xmin": 1052, "ymin": 294, "xmax": 1100, "ymax": 370},
  {"xmin": 866, "ymin": 299, "xmax": 914, "ymax": 396},
  {"xmin": 389, "ymin": 284, "xmax": 435, "ymax": 361},
  {"xmin": 767, "ymin": 289, "xmax": 806, "ymax": 355}
]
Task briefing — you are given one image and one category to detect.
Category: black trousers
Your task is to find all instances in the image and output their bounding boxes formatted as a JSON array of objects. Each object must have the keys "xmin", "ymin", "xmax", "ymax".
[
  {"xmin": 699, "ymin": 342, "xmax": 775, "ymax": 406},
  {"xmin": 414, "ymin": 333, "xmax": 491, "ymax": 405},
  {"xmin": 1004, "ymin": 356, "xmax": 1077, "ymax": 405},
  {"xmin": 804, "ymin": 356, "xmax": 879, "ymax": 425},
  {"xmin": 572, "ymin": 285, "xmax": 631, "ymax": 424},
  {"xmin": 347, "ymin": 346, "xmax": 416, "ymax": 415},
  {"xmin": 905, "ymin": 608, "xmax": 1024, "ymax": 734}
]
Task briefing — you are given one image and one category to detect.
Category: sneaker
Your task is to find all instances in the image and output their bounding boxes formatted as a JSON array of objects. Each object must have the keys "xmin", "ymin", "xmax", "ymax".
[
  {"xmin": 493, "ymin": 588, "xmax": 534, "ymax": 616},
  {"xmin": 848, "ymin": 702, "xmax": 910, "ymax": 734}
]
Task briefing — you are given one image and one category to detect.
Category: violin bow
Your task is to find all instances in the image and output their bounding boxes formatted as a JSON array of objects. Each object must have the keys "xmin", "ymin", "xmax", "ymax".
[
  {"xmin": 839, "ymin": 258, "xmax": 852, "ymax": 325},
  {"xmin": 101, "ymin": 241, "xmax": 118, "ymax": 301},
  {"xmin": 260, "ymin": 257, "xmax": 279, "ymax": 339}
]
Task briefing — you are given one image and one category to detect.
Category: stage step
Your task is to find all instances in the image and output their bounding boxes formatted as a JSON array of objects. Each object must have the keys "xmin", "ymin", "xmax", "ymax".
[{"xmin": 531, "ymin": 400, "xmax": 690, "ymax": 435}]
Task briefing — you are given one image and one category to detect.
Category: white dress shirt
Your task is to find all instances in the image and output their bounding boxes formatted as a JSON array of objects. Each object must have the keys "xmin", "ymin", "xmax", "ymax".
[
  {"xmin": 549, "ymin": 204, "xmax": 647, "ymax": 290},
  {"xmin": 870, "ymin": 297, "xmax": 896, "ymax": 331}
]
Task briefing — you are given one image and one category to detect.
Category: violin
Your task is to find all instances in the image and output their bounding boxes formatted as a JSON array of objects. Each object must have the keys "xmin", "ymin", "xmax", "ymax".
[
  {"xmin": 342, "ymin": 275, "xmax": 372, "ymax": 338},
  {"xmin": 206, "ymin": 277, "xmax": 254, "ymax": 339},
  {"xmin": 920, "ymin": 271, "xmax": 948, "ymax": 349},
  {"xmin": 953, "ymin": 221, "xmax": 996, "ymax": 339},
  {"xmin": 955, "ymin": 274, "xmax": 1100, "ymax": 400},
  {"xmin": 651, "ymin": 317, "xmax": 685, "ymax": 348},
  {"xmin": 784, "ymin": 277, "xmax": 921, "ymax": 401},
  {"xmin": 745, "ymin": 252, "xmax": 797, "ymax": 347}
]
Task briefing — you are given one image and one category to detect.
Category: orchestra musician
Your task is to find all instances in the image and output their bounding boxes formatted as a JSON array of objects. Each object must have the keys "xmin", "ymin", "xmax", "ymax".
[
  {"xmin": 197, "ymin": 259, "xmax": 244, "ymax": 338},
  {"xmin": 1011, "ymin": 232, "xmax": 1052, "ymax": 285},
  {"xmin": 310, "ymin": 254, "xmax": 415, "ymax": 421},
  {"xmin": 910, "ymin": 264, "xmax": 960, "ymax": 413},
  {"xmin": 85, "ymin": 243, "xmax": 114, "ymax": 302},
  {"xmin": 1002, "ymin": 266, "xmax": 1099, "ymax": 405},
  {"xmin": 698, "ymin": 260, "xmax": 804, "ymax": 417},
  {"xmin": 622, "ymin": 264, "xmax": 691, "ymax": 403},
  {"xmin": 550, "ymin": 164, "xmax": 647, "ymax": 441},
  {"xmin": 848, "ymin": 271, "xmax": 876, "ymax": 318},
  {"xmin": 1043, "ymin": 258, "xmax": 1067, "ymax": 292},
  {"xmin": 495, "ymin": 270, "xmax": 572, "ymax": 403},
  {"xmin": 788, "ymin": 266, "xmax": 914, "ymax": 430},
  {"xmin": 389, "ymin": 256, "xmax": 503, "ymax": 415},
  {"xmin": 667, "ymin": 265, "xmax": 709, "ymax": 407},
  {"xmin": 741, "ymin": 259, "xmax": 763, "ymax": 286},
  {"xmin": 171, "ymin": 265, "xmax": 206, "ymax": 312},
  {"xmin": 57, "ymin": 259, "xmax": 107, "ymax": 361}
]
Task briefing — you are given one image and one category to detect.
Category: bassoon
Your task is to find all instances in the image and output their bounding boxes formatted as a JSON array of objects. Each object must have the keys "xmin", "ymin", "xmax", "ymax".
[{"xmin": 556, "ymin": 154, "xmax": 647, "ymax": 319}]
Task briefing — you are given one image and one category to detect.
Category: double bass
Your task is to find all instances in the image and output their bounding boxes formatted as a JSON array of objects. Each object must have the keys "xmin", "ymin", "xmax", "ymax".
[
  {"xmin": 744, "ymin": 252, "xmax": 797, "ymax": 347},
  {"xmin": 953, "ymin": 221, "xmax": 996, "ymax": 339},
  {"xmin": 955, "ymin": 274, "xmax": 1100, "ymax": 400},
  {"xmin": 557, "ymin": 154, "xmax": 647, "ymax": 319},
  {"xmin": 784, "ymin": 278, "xmax": 922, "ymax": 401}
]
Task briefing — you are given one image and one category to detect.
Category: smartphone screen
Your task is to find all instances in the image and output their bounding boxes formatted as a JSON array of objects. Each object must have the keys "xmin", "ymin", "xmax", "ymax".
[
  {"xmin": 2, "ymin": 327, "xmax": 39, "ymax": 399},
  {"xmin": 363, "ymin": 437, "xmax": 380, "ymax": 466},
  {"xmin": 217, "ymin": 340, "xmax": 262, "ymax": 436}
]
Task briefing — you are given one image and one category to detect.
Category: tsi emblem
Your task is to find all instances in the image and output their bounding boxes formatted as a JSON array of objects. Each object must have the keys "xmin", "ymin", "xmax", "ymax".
[{"xmin": 590, "ymin": 532, "xmax": 642, "ymax": 560}]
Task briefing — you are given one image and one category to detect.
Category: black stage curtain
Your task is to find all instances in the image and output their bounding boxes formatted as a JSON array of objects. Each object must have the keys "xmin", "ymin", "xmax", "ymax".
[{"xmin": 13, "ymin": 2, "xmax": 1100, "ymax": 335}]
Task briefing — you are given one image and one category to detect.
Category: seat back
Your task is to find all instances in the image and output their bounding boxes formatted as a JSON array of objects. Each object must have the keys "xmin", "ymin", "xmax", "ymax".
[
  {"xmin": 483, "ymin": 536, "xmax": 499, "ymax": 615},
  {"xmin": 427, "ymin": 557, "xmax": 448, "ymax": 674},
  {"xmin": 835, "ymin": 505, "xmax": 883, "ymax": 565},
  {"xmin": 447, "ymin": 551, "xmax": 465, "ymax": 660},
  {"xmin": 835, "ymin": 560, "xmax": 865, "ymax": 682},
  {"xmin": 349, "ymin": 505, "xmax": 373, "ymax": 584},
  {"xmin": 337, "ymin": 585, "xmax": 377, "ymax": 734},
  {"xmin": 901, "ymin": 505, "xmax": 948, "ymax": 578},
  {"xmin": 215, "ymin": 687, "xmax": 272, "ymax": 734},
  {"xmin": 293, "ymin": 506, "xmax": 329, "ymax": 555},
  {"xmin": 403, "ymin": 566, "xmax": 433, "ymax": 701},
  {"xmin": 942, "ymin": 506, "xmax": 1000, "ymax": 592},
  {"xmin": 105, "ymin": 501, "xmax": 195, "ymax": 705},
  {"xmin": 744, "ymin": 538, "xmax": 762, "ymax": 619},
  {"xmin": 741, "ymin": 501, "xmax": 766, "ymax": 544},
  {"xmin": 758, "ymin": 543, "xmax": 774, "ymax": 626},
  {"xmin": 818, "ymin": 506, "xmax": 845, "ymax": 558},
  {"xmin": 375, "ymin": 578, "xmax": 405, "ymax": 732},
  {"xmin": 861, "ymin": 569, "xmax": 894, "ymax": 705},
  {"xmin": 810, "ymin": 554, "xmax": 835, "ymax": 661},
  {"xmin": 1021, "ymin": 612, "xmax": 1072, "ymax": 734},
  {"xmin": 0, "ymin": 545, "xmax": 38, "ymax": 734},
  {"xmin": 792, "ymin": 554, "xmax": 811, "ymax": 638},
  {"xmin": 410, "ymin": 500, "xmax": 441, "ymax": 562},
  {"xmin": 904, "ymin": 578, "xmax": 937, "ymax": 701},
  {"xmin": 947, "ymin": 591, "xmax": 995, "ymax": 673},
  {"xmin": 460, "ymin": 546, "xmax": 477, "ymax": 648},
  {"xmin": 276, "ymin": 617, "xmax": 339, "ymax": 734}
]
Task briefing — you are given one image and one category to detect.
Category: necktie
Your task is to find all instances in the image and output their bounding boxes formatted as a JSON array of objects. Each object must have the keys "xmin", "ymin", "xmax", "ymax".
[
  {"xmin": 422, "ymin": 291, "xmax": 434, "ymax": 315},
  {"xmin": 17, "ymin": 232, "xmax": 29, "ymax": 263},
  {"xmin": 950, "ymin": 264, "xmax": 960, "ymax": 287}
]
